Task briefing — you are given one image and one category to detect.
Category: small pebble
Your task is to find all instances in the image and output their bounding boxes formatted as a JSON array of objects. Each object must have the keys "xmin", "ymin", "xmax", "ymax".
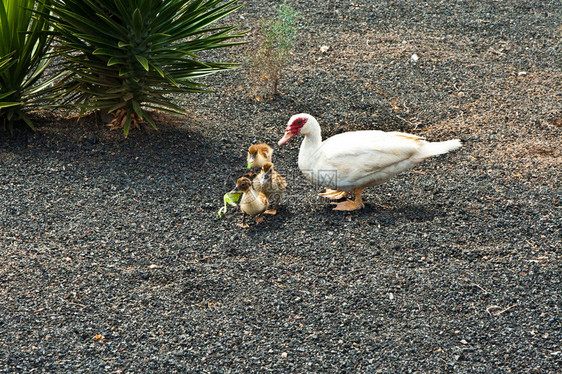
[{"xmin": 86, "ymin": 134, "xmax": 98, "ymax": 144}]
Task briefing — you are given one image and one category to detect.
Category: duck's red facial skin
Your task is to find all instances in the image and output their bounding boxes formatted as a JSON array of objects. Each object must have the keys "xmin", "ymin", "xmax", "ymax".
[
  {"xmin": 288, "ymin": 117, "xmax": 307, "ymax": 135},
  {"xmin": 278, "ymin": 117, "xmax": 308, "ymax": 145}
]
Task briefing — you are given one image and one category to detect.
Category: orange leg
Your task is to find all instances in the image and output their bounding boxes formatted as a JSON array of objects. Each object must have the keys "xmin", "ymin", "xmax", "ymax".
[
  {"xmin": 265, "ymin": 192, "xmax": 282, "ymax": 215},
  {"xmin": 331, "ymin": 188, "xmax": 365, "ymax": 211}
]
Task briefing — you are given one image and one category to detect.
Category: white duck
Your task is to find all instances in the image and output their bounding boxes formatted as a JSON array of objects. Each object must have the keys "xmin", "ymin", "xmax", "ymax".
[{"xmin": 278, "ymin": 113, "xmax": 462, "ymax": 211}]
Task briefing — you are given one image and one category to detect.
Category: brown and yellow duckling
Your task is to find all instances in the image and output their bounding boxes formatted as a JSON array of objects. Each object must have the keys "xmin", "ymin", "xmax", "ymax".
[
  {"xmin": 247, "ymin": 143, "xmax": 273, "ymax": 170},
  {"xmin": 231, "ymin": 177, "xmax": 269, "ymax": 227},
  {"xmin": 252, "ymin": 162, "xmax": 287, "ymax": 215}
]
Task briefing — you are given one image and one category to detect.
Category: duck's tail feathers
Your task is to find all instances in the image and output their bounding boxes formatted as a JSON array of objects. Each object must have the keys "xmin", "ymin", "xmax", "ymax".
[{"xmin": 417, "ymin": 139, "xmax": 462, "ymax": 160}]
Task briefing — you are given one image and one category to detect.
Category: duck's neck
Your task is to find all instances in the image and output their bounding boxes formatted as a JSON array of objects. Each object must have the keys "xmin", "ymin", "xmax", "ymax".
[{"xmin": 298, "ymin": 124, "xmax": 322, "ymax": 169}]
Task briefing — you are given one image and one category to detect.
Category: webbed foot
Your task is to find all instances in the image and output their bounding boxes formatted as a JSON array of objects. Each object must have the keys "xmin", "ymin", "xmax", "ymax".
[{"xmin": 319, "ymin": 188, "xmax": 348, "ymax": 200}]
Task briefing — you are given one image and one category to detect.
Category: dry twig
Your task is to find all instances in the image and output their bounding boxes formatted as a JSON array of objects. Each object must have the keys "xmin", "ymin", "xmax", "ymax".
[{"xmin": 486, "ymin": 304, "xmax": 517, "ymax": 316}]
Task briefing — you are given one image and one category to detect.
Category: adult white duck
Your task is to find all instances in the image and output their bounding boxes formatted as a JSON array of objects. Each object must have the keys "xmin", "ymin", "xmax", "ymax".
[{"xmin": 278, "ymin": 113, "xmax": 462, "ymax": 211}]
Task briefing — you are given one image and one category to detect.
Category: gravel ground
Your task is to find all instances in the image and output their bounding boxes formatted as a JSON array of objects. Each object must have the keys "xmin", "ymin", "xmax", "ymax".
[{"xmin": 1, "ymin": 0, "xmax": 561, "ymax": 372}]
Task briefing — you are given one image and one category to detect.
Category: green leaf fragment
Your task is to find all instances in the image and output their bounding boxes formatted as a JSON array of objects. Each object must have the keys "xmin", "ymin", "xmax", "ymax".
[
  {"xmin": 218, "ymin": 191, "xmax": 242, "ymax": 218},
  {"xmin": 225, "ymin": 192, "xmax": 241, "ymax": 206}
]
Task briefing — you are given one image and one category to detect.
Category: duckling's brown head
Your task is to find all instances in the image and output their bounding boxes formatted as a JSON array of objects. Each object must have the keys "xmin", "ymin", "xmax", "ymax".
[
  {"xmin": 247, "ymin": 143, "xmax": 273, "ymax": 169},
  {"xmin": 257, "ymin": 143, "xmax": 273, "ymax": 156},
  {"xmin": 235, "ymin": 177, "xmax": 252, "ymax": 192},
  {"xmin": 262, "ymin": 162, "xmax": 274, "ymax": 174},
  {"xmin": 248, "ymin": 144, "xmax": 259, "ymax": 157}
]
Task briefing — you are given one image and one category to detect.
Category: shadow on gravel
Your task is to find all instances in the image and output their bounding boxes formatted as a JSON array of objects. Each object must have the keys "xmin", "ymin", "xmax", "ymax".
[{"xmin": 335, "ymin": 203, "xmax": 439, "ymax": 225}]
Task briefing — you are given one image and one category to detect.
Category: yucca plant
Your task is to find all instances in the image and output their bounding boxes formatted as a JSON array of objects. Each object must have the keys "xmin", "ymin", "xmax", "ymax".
[
  {"xmin": 0, "ymin": 0, "xmax": 55, "ymax": 132},
  {"xmin": 41, "ymin": 0, "xmax": 245, "ymax": 135}
]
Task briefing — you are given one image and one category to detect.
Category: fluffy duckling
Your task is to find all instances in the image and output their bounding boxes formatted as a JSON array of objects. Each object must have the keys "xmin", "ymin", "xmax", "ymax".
[
  {"xmin": 247, "ymin": 143, "xmax": 273, "ymax": 170},
  {"xmin": 231, "ymin": 177, "xmax": 268, "ymax": 227},
  {"xmin": 252, "ymin": 162, "xmax": 287, "ymax": 215}
]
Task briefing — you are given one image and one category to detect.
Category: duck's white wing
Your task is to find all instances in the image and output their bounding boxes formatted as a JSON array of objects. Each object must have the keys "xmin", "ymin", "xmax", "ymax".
[
  {"xmin": 320, "ymin": 130, "xmax": 425, "ymax": 168},
  {"xmin": 317, "ymin": 130, "xmax": 427, "ymax": 188}
]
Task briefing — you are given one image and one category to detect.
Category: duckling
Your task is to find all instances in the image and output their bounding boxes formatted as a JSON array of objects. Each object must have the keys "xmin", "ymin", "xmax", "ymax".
[
  {"xmin": 231, "ymin": 177, "xmax": 268, "ymax": 227},
  {"xmin": 247, "ymin": 143, "xmax": 273, "ymax": 170},
  {"xmin": 252, "ymin": 162, "xmax": 287, "ymax": 215}
]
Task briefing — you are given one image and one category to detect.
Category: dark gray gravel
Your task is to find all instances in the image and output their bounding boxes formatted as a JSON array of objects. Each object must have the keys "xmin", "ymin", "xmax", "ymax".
[{"xmin": 1, "ymin": 0, "xmax": 561, "ymax": 372}]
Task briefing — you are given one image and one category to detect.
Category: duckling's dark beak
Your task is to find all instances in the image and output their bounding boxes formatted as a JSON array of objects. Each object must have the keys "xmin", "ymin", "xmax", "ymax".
[
  {"xmin": 247, "ymin": 156, "xmax": 255, "ymax": 169},
  {"xmin": 260, "ymin": 174, "xmax": 269, "ymax": 185},
  {"xmin": 229, "ymin": 185, "xmax": 240, "ymax": 194}
]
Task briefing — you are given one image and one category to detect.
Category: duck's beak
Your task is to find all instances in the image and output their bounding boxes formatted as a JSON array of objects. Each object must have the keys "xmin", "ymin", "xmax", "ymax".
[
  {"xmin": 260, "ymin": 174, "xmax": 269, "ymax": 185},
  {"xmin": 278, "ymin": 131, "xmax": 295, "ymax": 145},
  {"xmin": 229, "ymin": 185, "xmax": 240, "ymax": 194}
]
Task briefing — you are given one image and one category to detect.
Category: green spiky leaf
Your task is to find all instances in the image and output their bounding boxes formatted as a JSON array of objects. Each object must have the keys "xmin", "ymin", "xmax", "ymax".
[{"xmin": 135, "ymin": 55, "xmax": 149, "ymax": 71}]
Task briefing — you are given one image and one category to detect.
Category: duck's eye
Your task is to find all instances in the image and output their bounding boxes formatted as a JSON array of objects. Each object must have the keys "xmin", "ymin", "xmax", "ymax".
[{"xmin": 290, "ymin": 117, "xmax": 307, "ymax": 132}]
